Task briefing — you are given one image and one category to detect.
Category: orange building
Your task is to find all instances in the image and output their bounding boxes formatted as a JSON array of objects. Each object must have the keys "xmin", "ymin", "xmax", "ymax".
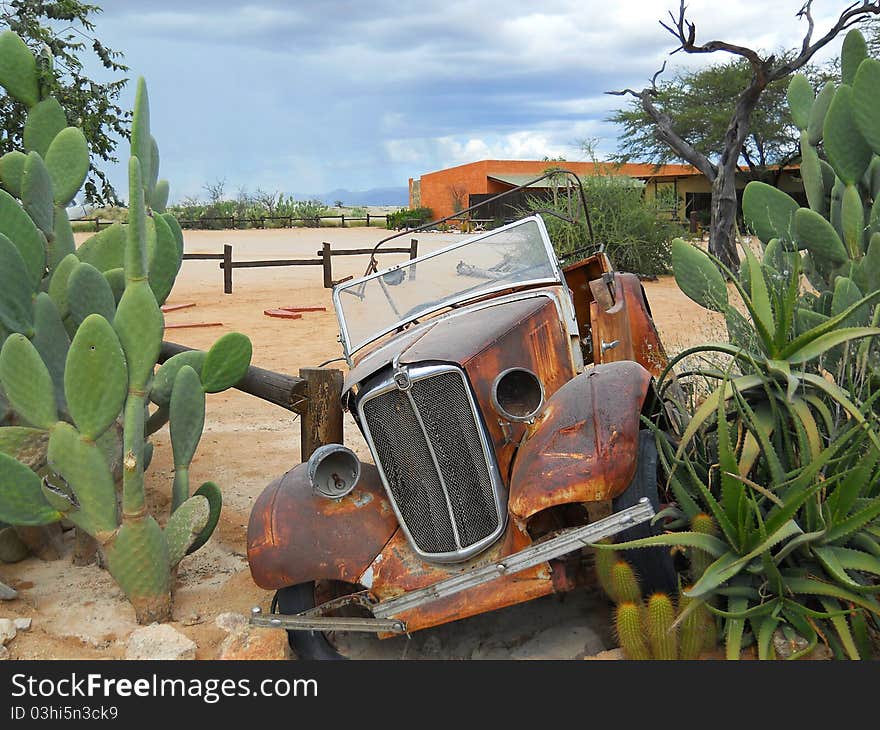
[{"xmin": 408, "ymin": 159, "xmax": 805, "ymax": 222}]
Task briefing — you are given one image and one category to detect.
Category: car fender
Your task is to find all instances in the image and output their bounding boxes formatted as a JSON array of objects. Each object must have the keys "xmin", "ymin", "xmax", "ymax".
[
  {"xmin": 247, "ymin": 461, "xmax": 398, "ymax": 590},
  {"xmin": 508, "ymin": 361, "xmax": 654, "ymax": 521}
]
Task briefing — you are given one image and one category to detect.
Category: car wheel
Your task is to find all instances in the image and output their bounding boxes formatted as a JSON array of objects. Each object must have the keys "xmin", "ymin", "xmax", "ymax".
[
  {"xmin": 611, "ymin": 429, "xmax": 677, "ymax": 596},
  {"xmin": 274, "ymin": 582, "xmax": 348, "ymax": 660}
]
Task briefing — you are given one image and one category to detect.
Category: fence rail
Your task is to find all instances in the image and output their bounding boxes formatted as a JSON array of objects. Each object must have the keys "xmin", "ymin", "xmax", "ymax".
[
  {"xmin": 181, "ymin": 239, "xmax": 418, "ymax": 293},
  {"xmin": 70, "ymin": 213, "xmax": 407, "ymax": 232}
]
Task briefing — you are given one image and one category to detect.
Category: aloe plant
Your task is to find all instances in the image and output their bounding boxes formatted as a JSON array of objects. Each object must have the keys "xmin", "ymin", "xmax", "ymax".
[{"xmin": 0, "ymin": 32, "xmax": 252, "ymax": 622}]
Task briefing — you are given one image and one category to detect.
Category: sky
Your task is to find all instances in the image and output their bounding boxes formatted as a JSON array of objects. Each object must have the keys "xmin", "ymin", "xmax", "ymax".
[{"xmin": 72, "ymin": 1, "xmax": 863, "ymax": 202}]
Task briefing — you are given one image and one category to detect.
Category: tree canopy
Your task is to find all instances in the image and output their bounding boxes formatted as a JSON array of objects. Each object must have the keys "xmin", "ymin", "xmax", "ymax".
[
  {"xmin": 611, "ymin": 58, "xmax": 805, "ymax": 183},
  {"xmin": 0, "ymin": 0, "xmax": 129, "ymax": 205}
]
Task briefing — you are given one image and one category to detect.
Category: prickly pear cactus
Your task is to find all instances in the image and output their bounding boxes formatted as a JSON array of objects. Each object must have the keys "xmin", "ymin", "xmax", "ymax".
[
  {"xmin": 0, "ymin": 32, "xmax": 252, "ymax": 623},
  {"xmin": 675, "ymin": 29, "xmax": 880, "ymax": 352}
]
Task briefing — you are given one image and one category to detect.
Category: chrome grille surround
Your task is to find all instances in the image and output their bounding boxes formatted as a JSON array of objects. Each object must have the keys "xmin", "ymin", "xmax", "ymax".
[{"xmin": 357, "ymin": 363, "xmax": 507, "ymax": 563}]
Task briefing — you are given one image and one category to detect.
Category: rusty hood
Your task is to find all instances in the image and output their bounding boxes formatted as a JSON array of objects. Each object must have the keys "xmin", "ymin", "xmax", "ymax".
[{"xmin": 343, "ymin": 293, "xmax": 567, "ymax": 394}]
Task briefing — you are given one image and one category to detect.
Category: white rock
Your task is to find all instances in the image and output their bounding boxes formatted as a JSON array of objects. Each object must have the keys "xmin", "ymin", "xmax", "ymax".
[
  {"xmin": 13, "ymin": 618, "xmax": 31, "ymax": 632},
  {"xmin": 0, "ymin": 645, "xmax": 9, "ymax": 660},
  {"xmin": 215, "ymin": 612, "xmax": 248, "ymax": 634},
  {"xmin": 0, "ymin": 618, "xmax": 16, "ymax": 646},
  {"xmin": 124, "ymin": 623, "xmax": 197, "ymax": 660},
  {"xmin": 0, "ymin": 581, "xmax": 16, "ymax": 601}
]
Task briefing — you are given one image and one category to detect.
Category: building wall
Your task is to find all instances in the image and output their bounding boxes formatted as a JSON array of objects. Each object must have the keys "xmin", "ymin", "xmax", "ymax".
[{"xmin": 412, "ymin": 160, "xmax": 805, "ymax": 221}]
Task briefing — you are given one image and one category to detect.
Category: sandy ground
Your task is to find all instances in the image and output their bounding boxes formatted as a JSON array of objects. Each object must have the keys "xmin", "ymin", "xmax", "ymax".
[{"xmin": 0, "ymin": 227, "xmax": 714, "ymax": 660}]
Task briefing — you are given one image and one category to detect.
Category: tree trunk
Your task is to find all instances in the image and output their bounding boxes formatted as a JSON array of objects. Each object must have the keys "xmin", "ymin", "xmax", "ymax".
[{"xmin": 709, "ymin": 166, "xmax": 741, "ymax": 270}]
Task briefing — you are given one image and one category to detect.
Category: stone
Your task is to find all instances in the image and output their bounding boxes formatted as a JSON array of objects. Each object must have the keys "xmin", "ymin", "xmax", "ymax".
[
  {"xmin": 124, "ymin": 623, "xmax": 197, "ymax": 660},
  {"xmin": 0, "ymin": 645, "xmax": 8, "ymax": 660},
  {"xmin": 215, "ymin": 612, "xmax": 248, "ymax": 634},
  {"xmin": 584, "ymin": 648, "xmax": 625, "ymax": 660},
  {"xmin": 13, "ymin": 618, "xmax": 31, "ymax": 632},
  {"xmin": 0, "ymin": 580, "xmax": 17, "ymax": 601},
  {"xmin": 0, "ymin": 618, "xmax": 16, "ymax": 646},
  {"xmin": 217, "ymin": 626, "xmax": 289, "ymax": 661},
  {"xmin": 773, "ymin": 627, "xmax": 810, "ymax": 659}
]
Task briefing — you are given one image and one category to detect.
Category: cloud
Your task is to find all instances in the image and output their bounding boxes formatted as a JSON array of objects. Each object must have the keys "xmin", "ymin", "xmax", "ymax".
[{"xmin": 85, "ymin": 1, "xmax": 862, "ymax": 200}]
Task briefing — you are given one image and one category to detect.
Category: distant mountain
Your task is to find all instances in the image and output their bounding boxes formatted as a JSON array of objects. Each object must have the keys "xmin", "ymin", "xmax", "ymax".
[{"xmin": 302, "ymin": 186, "xmax": 409, "ymax": 207}]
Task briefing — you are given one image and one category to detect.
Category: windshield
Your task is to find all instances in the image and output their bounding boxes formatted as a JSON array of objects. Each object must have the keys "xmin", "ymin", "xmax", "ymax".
[{"xmin": 333, "ymin": 216, "xmax": 562, "ymax": 356}]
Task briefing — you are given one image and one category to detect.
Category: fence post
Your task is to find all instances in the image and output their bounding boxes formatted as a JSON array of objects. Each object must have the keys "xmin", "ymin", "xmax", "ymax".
[
  {"xmin": 689, "ymin": 210, "xmax": 698, "ymax": 234},
  {"xmin": 322, "ymin": 242, "xmax": 333, "ymax": 288},
  {"xmin": 409, "ymin": 239, "xmax": 418, "ymax": 281},
  {"xmin": 366, "ymin": 213, "xmax": 370, "ymax": 227},
  {"xmin": 95, "ymin": 218, "xmax": 100, "ymax": 232},
  {"xmin": 223, "ymin": 244, "xmax": 233, "ymax": 294},
  {"xmin": 341, "ymin": 214, "xmax": 345, "ymax": 228},
  {"xmin": 299, "ymin": 367, "xmax": 344, "ymax": 459}
]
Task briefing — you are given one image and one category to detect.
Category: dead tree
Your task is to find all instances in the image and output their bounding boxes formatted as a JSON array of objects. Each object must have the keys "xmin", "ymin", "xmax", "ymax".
[{"xmin": 609, "ymin": 1, "xmax": 880, "ymax": 270}]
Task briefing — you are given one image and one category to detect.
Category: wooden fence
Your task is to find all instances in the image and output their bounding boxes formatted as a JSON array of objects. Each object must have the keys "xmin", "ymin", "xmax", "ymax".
[
  {"xmin": 181, "ymin": 239, "xmax": 419, "ymax": 294},
  {"xmin": 70, "ymin": 213, "xmax": 402, "ymax": 232}
]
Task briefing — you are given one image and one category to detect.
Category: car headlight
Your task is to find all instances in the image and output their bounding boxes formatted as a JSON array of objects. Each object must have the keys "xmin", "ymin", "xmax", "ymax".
[
  {"xmin": 491, "ymin": 367, "xmax": 545, "ymax": 423},
  {"xmin": 307, "ymin": 443, "xmax": 361, "ymax": 499}
]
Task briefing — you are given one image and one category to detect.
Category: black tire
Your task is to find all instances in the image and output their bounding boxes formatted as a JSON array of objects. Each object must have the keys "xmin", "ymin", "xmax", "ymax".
[
  {"xmin": 611, "ymin": 430, "xmax": 677, "ymax": 595},
  {"xmin": 274, "ymin": 583, "xmax": 347, "ymax": 660}
]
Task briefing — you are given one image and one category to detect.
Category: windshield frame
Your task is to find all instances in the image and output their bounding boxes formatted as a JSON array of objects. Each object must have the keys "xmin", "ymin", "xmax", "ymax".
[{"xmin": 332, "ymin": 215, "xmax": 564, "ymax": 358}]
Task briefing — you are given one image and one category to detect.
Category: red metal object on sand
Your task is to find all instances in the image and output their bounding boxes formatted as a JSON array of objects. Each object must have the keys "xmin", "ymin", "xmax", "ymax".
[
  {"xmin": 280, "ymin": 306, "xmax": 327, "ymax": 313},
  {"xmin": 164, "ymin": 321, "xmax": 223, "ymax": 329},
  {"xmin": 160, "ymin": 302, "xmax": 197, "ymax": 313},
  {"xmin": 264, "ymin": 309, "xmax": 303, "ymax": 320}
]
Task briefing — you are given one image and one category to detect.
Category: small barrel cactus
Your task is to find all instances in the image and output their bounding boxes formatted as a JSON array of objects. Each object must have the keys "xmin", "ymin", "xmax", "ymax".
[{"xmin": 0, "ymin": 32, "xmax": 252, "ymax": 623}]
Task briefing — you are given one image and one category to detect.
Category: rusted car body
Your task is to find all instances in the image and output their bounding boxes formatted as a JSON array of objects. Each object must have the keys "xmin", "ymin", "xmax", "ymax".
[{"xmin": 247, "ymin": 214, "xmax": 670, "ymax": 648}]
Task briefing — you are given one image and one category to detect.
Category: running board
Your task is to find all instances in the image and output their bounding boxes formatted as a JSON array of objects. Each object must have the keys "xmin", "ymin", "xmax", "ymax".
[{"xmin": 251, "ymin": 497, "xmax": 654, "ymax": 634}]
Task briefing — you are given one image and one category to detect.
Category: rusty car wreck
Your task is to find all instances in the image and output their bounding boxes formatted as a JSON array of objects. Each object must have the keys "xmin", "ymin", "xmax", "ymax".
[{"xmin": 247, "ymin": 185, "xmax": 676, "ymax": 659}]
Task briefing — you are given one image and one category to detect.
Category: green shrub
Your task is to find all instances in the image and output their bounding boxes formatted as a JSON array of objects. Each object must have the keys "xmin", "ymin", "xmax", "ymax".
[
  {"xmin": 386, "ymin": 207, "xmax": 433, "ymax": 230},
  {"xmin": 526, "ymin": 175, "xmax": 679, "ymax": 276}
]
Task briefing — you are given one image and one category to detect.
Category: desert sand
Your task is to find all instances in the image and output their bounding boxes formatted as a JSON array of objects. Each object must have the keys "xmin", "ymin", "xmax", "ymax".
[{"xmin": 0, "ymin": 226, "xmax": 718, "ymax": 660}]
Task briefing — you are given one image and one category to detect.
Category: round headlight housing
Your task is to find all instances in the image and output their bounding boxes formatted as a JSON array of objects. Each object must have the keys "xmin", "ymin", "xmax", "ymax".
[
  {"xmin": 307, "ymin": 443, "xmax": 361, "ymax": 499},
  {"xmin": 491, "ymin": 367, "xmax": 545, "ymax": 423}
]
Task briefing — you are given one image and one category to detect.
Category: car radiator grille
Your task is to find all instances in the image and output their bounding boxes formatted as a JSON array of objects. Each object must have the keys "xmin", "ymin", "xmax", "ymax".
[{"xmin": 360, "ymin": 367, "xmax": 502, "ymax": 559}]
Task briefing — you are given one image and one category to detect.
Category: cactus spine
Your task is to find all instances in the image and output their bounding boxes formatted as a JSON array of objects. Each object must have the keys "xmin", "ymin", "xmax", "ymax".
[{"xmin": 0, "ymin": 33, "xmax": 252, "ymax": 623}]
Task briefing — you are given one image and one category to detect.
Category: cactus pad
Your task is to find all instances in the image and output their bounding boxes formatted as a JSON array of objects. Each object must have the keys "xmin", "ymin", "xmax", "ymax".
[
  {"xmin": 32, "ymin": 292, "xmax": 70, "ymax": 406},
  {"xmin": 0, "ymin": 334, "xmax": 57, "ymax": 428},
  {"xmin": 808, "ymin": 82, "xmax": 835, "ymax": 146},
  {"xmin": 150, "ymin": 350, "xmax": 206, "ymax": 406},
  {"xmin": 0, "ymin": 30, "xmax": 39, "ymax": 107},
  {"xmin": 164, "ymin": 494, "xmax": 209, "ymax": 567},
  {"xmin": 0, "ymin": 188, "xmax": 46, "ymax": 287},
  {"xmin": 149, "ymin": 214, "xmax": 182, "ymax": 305},
  {"xmin": 794, "ymin": 208, "xmax": 849, "ymax": 266},
  {"xmin": 47, "ymin": 422, "xmax": 118, "ymax": 538},
  {"xmin": 186, "ymin": 481, "xmax": 221, "ymax": 555},
  {"xmin": 51, "ymin": 206, "xmax": 76, "ymax": 272},
  {"xmin": 0, "ymin": 235, "xmax": 36, "ymax": 336},
  {"xmin": 76, "ymin": 222, "xmax": 126, "ymax": 273},
  {"xmin": 0, "ymin": 451, "xmax": 62, "ymax": 526},
  {"xmin": 824, "ymin": 84, "xmax": 872, "ymax": 185},
  {"xmin": 45, "ymin": 127, "xmax": 90, "ymax": 207},
  {"xmin": 113, "ymin": 280, "xmax": 163, "ymax": 389},
  {"xmin": 741, "ymin": 181, "xmax": 800, "ymax": 244},
  {"xmin": 65, "ymin": 314, "xmax": 128, "ymax": 440},
  {"xmin": 842, "ymin": 29, "xmax": 869, "ymax": 86},
  {"xmin": 130, "ymin": 79, "xmax": 152, "ymax": 192},
  {"xmin": 787, "ymin": 74, "xmax": 813, "ymax": 130},
  {"xmin": 151, "ymin": 180, "xmax": 170, "ymax": 213},
  {"xmin": 23, "ymin": 97, "xmax": 66, "ymax": 157},
  {"xmin": 103, "ymin": 515, "xmax": 171, "ymax": 624},
  {"xmin": 671, "ymin": 238, "xmax": 728, "ymax": 312},
  {"xmin": 21, "ymin": 151, "xmax": 54, "ymax": 236},
  {"xmin": 67, "ymin": 262, "xmax": 117, "ymax": 327},
  {"xmin": 0, "ymin": 151, "xmax": 26, "ymax": 197},
  {"xmin": 200, "ymin": 332, "xmax": 252, "ymax": 392}
]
